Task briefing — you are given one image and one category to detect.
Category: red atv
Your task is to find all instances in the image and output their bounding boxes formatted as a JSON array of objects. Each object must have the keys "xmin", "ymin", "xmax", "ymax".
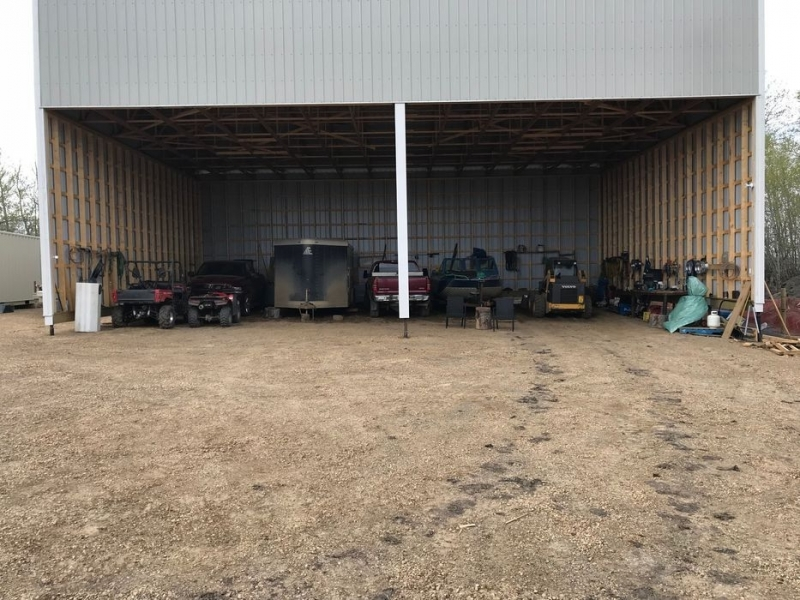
[{"xmin": 111, "ymin": 261, "xmax": 187, "ymax": 329}]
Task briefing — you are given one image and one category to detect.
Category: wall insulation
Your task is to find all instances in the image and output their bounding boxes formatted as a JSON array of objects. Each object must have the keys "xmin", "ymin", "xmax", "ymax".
[
  {"xmin": 201, "ymin": 175, "xmax": 601, "ymax": 291},
  {"xmin": 46, "ymin": 113, "xmax": 202, "ymax": 312},
  {"xmin": 602, "ymin": 100, "xmax": 754, "ymax": 298}
]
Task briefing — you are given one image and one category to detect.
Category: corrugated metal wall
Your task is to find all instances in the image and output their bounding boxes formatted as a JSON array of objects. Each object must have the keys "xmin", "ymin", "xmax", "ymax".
[
  {"xmin": 200, "ymin": 175, "xmax": 601, "ymax": 290},
  {"xmin": 37, "ymin": 0, "xmax": 759, "ymax": 108}
]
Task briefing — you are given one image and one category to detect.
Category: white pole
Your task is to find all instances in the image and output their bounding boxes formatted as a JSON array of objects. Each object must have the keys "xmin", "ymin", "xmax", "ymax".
[
  {"xmin": 32, "ymin": 0, "xmax": 55, "ymax": 333},
  {"xmin": 395, "ymin": 103, "xmax": 410, "ymax": 320},
  {"xmin": 752, "ymin": 0, "xmax": 765, "ymax": 312}
]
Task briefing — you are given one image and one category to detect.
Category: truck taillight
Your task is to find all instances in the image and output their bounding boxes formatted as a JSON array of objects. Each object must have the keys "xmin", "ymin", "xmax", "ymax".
[
  {"xmin": 425, "ymin": 279, "xmax": 431, "ymax": 293},
  {"xmin": 153, "ymin": 289, "xmax": 170, "ymax": 303},
  {"xmin": 372, "ymin": 279, "xmax": 379, "ymax": 293},
  {"xmin": 111, "ymin": 289, "xmax": 118, "ymax": 304}
]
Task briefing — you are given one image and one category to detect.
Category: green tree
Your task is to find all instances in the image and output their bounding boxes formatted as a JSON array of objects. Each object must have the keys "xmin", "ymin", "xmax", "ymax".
[
  {"xmin": 765, "ymin": 88, "xmax": 800, "ymax": 287},
  {"xmin": 0, "ymin": 151, "xmax": 39, "ymax": 236}
]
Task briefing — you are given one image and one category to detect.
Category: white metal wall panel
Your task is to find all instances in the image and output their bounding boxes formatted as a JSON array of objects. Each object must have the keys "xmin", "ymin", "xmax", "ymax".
[
  {"xmin": 200, "ymin": 175, "xmax": 601, "ymax": 290},
  {"xmin": 37, "ymin": 0, "xmax": 759, "ymax": 108}
]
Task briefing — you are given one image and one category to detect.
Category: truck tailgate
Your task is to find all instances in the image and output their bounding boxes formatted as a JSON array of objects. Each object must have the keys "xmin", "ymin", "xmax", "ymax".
[{"xmin": 373, "ymin": 275, "xmax": 429, "ymax": 294}]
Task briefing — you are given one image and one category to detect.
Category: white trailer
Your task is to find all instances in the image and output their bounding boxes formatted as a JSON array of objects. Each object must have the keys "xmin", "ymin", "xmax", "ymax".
[{"xmin": 0, "ymin": 231, "xmax": 41, "ymax": 306}]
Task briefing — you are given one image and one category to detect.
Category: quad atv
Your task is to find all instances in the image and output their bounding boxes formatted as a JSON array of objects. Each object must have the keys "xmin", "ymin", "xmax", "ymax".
[
  {"xmin": 187, "ymin": 284, "xmax": 242, "ymax": 327},
  {"xmin": 111, "ymin": 261, "xmax": 188, "ymax": 329},
  {"xmin": 530, "ymin": 257, "xmax": 593, "ymax": 319}
]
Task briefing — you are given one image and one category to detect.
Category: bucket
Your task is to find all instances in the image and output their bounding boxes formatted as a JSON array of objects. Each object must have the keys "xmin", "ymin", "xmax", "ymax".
[{"xmin": 707, "ymin": 310, "xmax": 721, "ymax": 328}]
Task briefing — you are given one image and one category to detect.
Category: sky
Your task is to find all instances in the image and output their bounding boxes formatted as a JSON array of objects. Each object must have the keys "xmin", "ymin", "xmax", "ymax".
[{"xmin": 1, "ymin": 0, "xmax": 799, "ymax": 169}]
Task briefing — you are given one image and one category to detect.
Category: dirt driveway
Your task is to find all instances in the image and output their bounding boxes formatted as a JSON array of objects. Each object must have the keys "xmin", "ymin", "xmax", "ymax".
[{"xmin": 1, "ymin": 308, "xmax": 798, "ymax": 599}]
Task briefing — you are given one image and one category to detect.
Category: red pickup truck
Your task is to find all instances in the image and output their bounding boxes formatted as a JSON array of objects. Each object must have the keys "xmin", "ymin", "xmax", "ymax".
[{"xmin": 364, "ymin": 260, "xmax": 432, "ymax": 317}]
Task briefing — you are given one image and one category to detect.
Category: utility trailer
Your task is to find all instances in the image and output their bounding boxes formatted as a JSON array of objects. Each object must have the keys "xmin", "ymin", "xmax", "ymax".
[
  {"xmin": 273, "ymin": 239, "xmax": 358, "ymax": 312},
  {"xmin": 0, "ymin": 231, "xmax": 41, "ymax": 307}
]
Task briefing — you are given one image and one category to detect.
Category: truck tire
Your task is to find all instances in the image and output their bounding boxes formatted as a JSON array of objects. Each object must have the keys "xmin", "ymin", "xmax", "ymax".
[
  {"xmin": 112, "ymin": 306, "xmax": 126, "ymax": 328},
  {"xmin": 583, "ymin": 297, "xmax": 593, "ymax": 319},
  {"xmin": 188, "ymin": 306, "xmax": 200, "ymax": 328},
  {"xmin": 240, "ymin": 294, "xmax": 251, "ymax": 317},
  {"xmin": 369, "ymin": 298, "xmax": 380, "ymax": 318},
  {"xmin": 419, "ymin": 300, "xmax": 431, "ymax": 317},
  {"xmin": 232, "ymin": 298, "xmax": 241, "ymax": 324},
  {"xmin": 158, "ymin": 305, "xmax": 176, "ymax": 329},
  {"xmin": 219, "ymin": 305, "xmax": 233, "ymax": 327},
  {"xmin": 533, "ymin": 293, "xmax": 547, "ymax": 318}
]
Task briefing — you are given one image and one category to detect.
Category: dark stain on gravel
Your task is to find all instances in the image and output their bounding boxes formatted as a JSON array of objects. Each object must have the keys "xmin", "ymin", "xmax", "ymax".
[
  {"xmin": 459, "ymin": 482, "xmax": 495, "ymax": 495},
  {"xmin": 627, "ymin": 367, "xmax": 652, "ymax": 377},
  {"xmin": 650, "ymin": 395, "xmax": 682, "ymax": 404},
  {"xmin": 668, "ymin": 499, "xmax": 700, "ymax": 514},
  {"xmin": 708, "ymin": 570, "xmax": 744, "ymax": 585},
  {"xmin": 370, "ymin": 588, "xmax": 395, "ymax": 600},
  {"xmin": 499, "ymin": 477, "xmax": 542, "ymax": 492},
  {"xmin": 480, "ymin": 462, "xmax": 507, "ymax": 474},
  {"xmin": 380, "ymin": 534, "xmax": 402, "ymax": 546},
  {"xmin": 713, "ymin": 511, "xmax": 736, "ymax": 521},
  {"xmin": 647, "ymin": 481, "xmax": 691, "ymax": 498},
  {"xmin": 529, "ymin": 434, "xmax": 552, "ymax": 444},
  {"xmin": 712, "ymin": 547, "xmax": 738, "ymax": 555},
  {"xmin": 446, "ymin": 499, "xmax": 476, "ymax": 515},
  {"xmin": 590, "ymin": 508, "xmax": 609, "ymax": 517},
  {"xmin": 658, "ymin": 511, "xmax": 692, "ymax": 530}
]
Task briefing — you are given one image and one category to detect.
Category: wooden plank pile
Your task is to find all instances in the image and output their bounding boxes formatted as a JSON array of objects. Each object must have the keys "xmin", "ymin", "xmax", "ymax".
[{"xmin": 744, "ymin": 335, "xmax": 800, "ymax": 356}]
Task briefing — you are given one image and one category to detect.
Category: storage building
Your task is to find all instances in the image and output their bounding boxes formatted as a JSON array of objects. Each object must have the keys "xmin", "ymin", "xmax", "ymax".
[{"xmin": 33, "ymin": 0, "xmax": 766, "ymax": 328}]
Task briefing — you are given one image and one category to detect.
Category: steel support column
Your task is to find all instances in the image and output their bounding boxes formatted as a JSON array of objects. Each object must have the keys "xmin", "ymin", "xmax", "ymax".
[
  {"xmin": 395, "ymin": 103, "xmax": 410, "ymax": 319},
  {"xmin": 33, "ymin": 0, "xmax": 55, "ymax": 333},
  {"xmin": 752, "ymin": 0, "xmax": 766, "ymax": 312}
]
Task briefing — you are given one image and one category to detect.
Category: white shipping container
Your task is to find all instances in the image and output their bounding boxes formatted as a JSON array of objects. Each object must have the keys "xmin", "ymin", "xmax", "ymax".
[{"xmin": 0, "ymin": 231, "xmax": 41, "ymax": 305}]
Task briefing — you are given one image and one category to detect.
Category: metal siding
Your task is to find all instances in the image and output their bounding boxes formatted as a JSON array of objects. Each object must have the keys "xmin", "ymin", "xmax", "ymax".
[
  {"xmin": 200, "ymin": 175, "xmax": 601, "ymax": 288},
  {"xmin": 37, "ymin": 0, "xmax": 759, "ymax": 108}
]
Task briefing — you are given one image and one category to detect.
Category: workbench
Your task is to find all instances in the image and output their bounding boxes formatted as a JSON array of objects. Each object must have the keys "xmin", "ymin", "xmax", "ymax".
[{"xmin": 617, "ymin": 289, "xmax": 687, "ymax": 316}]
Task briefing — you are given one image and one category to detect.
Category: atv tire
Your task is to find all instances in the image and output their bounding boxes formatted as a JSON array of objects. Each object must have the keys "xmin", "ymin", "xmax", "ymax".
[
  {"xmin": 532, "ymin": 293, "xmax": 547, "ymax": 318},
  {"xmin": 219, "ymin": 305, "xmax": 233, "ymax": 327},
  {"xmin": 188, "ymin": 306, "xmax": 200, "ymax": 328},
  {"xmin": 111, "ymin": 306, "xmax": 126, "ymax": 328},
  {"xmin": 583, "ymin": 297, "xmax": 593, "ymax": 319},
  {"xmin": 158, "ymin": 305, "xmax": 176, "ymax": 329},
  {"xmin": 369, "ymin": 298, "xmax": 380, "ymax": 318}
]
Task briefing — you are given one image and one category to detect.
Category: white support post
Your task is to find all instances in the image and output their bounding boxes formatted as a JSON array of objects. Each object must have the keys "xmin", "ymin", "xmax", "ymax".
[
  {"xmin": 395, "ymin": 103, "xmax": 410, "ymax": 320},
  {"xmin": 752, "ymin": 0, "xmax": 766, "ymax": 312},
  {"xmin": 33, "ymin": 0, "xmax": 55, "ymax": 333}
]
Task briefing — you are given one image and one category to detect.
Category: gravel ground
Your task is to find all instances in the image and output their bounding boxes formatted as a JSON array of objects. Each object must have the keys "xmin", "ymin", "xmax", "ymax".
[{"xmin": 0, "ymin": 307, "xmax": 798, "ymax": 600}]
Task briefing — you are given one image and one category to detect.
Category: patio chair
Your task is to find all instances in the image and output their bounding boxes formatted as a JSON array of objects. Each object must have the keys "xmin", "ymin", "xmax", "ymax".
[
  {"xmin": 492, "ymin": 296, "xmax": 515, "ymax": 331},
  {"xmin": 445, "ymin": 296, "xmax": 466, "ymax": 328}
]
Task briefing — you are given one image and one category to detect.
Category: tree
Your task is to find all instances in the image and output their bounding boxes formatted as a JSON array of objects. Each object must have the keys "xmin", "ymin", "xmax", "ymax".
[
  {"xmin": 765, "ymin": 87, "xmax": 800, "ymax": 287},
  {"xmin": 0, "ymin": 151, "xmax": 39, "ymax": 236}
]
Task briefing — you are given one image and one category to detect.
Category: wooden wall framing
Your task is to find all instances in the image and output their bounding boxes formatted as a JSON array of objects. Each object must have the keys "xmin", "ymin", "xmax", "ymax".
[
  {"xmin": 46, "ymin": 113, "xmax": 202, "ymax": 311},
  {"xmin": 601, "ymin": 99, "xmax": 754, "ymax": 297}
]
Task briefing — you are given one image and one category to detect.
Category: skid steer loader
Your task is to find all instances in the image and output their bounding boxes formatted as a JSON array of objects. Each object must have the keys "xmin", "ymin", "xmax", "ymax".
[{"xmin": 530, "ymin": 257, "xmax": 592, "ymax": 319}]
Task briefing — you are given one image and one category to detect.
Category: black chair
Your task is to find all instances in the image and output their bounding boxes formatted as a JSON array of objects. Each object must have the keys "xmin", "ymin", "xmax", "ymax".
[
  {"xmin": 492, "ymin": 297, "xmax": 515, "ymax": 331},
  {"xmin": 445, "ymin": 296, "xmax": 466, "ymax": 328}
]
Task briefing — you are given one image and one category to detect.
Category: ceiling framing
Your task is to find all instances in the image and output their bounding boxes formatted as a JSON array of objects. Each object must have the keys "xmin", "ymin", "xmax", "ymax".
[{"xmin": 57, "ymin": 98, "xmax": 743, "ymax": 179}]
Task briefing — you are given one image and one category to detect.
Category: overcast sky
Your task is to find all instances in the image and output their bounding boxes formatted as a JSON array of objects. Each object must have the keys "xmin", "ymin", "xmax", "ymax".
[{"xmin": 1, "ymin": 0, "xmax": 799, "ymax": 169}]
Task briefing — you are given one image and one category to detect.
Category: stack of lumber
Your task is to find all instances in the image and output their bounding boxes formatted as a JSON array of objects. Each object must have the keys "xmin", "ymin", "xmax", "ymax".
[{"xmin": 743, "ymin": 335, "xmax": 800, "ymax": 356}]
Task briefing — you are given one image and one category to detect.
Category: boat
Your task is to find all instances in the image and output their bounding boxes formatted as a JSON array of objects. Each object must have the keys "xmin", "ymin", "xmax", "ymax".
[{"xmin": 431, "ymin": 245, "xmax": 503, "ymax": 304}]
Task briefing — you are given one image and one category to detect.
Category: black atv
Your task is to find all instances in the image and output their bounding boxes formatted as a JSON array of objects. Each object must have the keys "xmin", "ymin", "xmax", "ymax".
[
  {"xmin": 111, "ymin": 261, "xmax": 188, "ymax": 329},
  {"xmin": 187, "ymin": 284, "xmax": 242, "ymax": 327}
]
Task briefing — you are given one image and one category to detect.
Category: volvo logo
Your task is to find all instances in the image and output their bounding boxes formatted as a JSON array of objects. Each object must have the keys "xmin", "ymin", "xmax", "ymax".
[{"xmin": 561, "ymin": 285, "xmax": 577, "ymax": 289}]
